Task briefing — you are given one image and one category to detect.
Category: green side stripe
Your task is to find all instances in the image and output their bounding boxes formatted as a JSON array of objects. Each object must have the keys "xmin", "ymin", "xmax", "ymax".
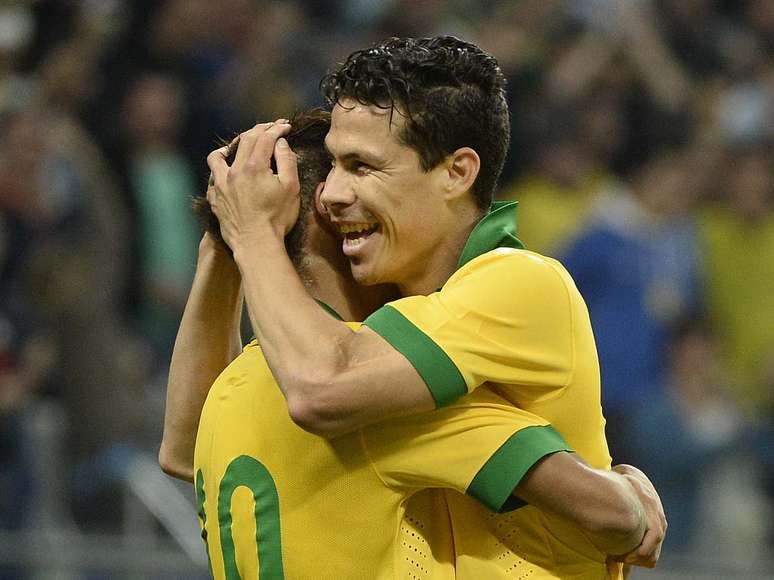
[
  {"xmin": 467, "ymin": 425, "xmax": 573, "ymax": 513},
  {"xmin": 195, "ymin": 470, "xmax": 215, "ymax": 577},
  {"xmin": 363, "ymin": 305, "xmax": 466, "ymax": 407}
]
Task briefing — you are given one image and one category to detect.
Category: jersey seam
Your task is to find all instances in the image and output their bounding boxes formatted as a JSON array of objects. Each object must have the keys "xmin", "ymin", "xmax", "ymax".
[
  {"xmin": 544, "ymin": 259, "xmax": 576, "ymax": 394},
  {"xmin": 357, "ymin": 428, "xmax": 397, "ymax": 492},
  {"xmin": 535, "ymin": 509, "xmax": 559, "ymax": 573}
]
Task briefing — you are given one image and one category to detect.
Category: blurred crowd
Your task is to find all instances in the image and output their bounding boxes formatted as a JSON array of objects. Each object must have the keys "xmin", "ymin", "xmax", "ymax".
[{"xmin": 0, "ymin": 0, "xmax": 772, "ymax": 575}]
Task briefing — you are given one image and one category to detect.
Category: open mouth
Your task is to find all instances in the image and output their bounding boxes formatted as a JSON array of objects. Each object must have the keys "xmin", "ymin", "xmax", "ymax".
[
  {"xmin": 339, "ymin": 222, "xmax": 380, "ymax": 252},
  {"xmin": 340, "ymin": 223, "xmax": 380, "ymax": 241}
]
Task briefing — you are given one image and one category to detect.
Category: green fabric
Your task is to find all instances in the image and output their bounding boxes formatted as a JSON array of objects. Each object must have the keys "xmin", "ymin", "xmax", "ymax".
[
  {"xmin": 363, "ymin": 305, "xmax": 466, "ymax": 407},
  {"xmin": 467, "ymin": 425, "xmax": 572, "ymax": 512},
  {"xmin": 315, "ymin": 299, "xmax": 345, "ymax": 321},
  {"xmin": 218, "ymin": 455, "xmax": 285, "ymax": 579},
  {"xmin": 365, "ymin": 201, "xmax": 526, "ymax": 407},
  {"xmin": 456, "ymin": 200, "xmax": 525, "ymax": 269},
  {"xmin": 195, "ymin": 470, "xmax": 214, "ymax": 577},
  {"xmin": 248, "ymin": 300, "xmax": 343, "ymax": 344}
]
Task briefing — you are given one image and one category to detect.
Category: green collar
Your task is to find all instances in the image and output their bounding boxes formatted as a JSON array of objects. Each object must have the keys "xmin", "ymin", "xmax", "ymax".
[
  {"xmin": 248, "ymin": 299, "xmax": 343, "ymax": 343},
  {"xmin": 315, "ymin": 299, "xmax": 344, "ymax": 321},
  {"xmin": 456, "ymin": 200, "xmax": 524, "ymax": 270}
]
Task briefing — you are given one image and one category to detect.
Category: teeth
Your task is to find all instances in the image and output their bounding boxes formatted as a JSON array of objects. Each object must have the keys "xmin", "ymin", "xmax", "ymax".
[
  {"xmin": 339, "ymin": 223, "xmax": 374, "ymax": 234},
  {"xmin": 344, "ymin": 237, "xmax": 364, "ymax": 246}
]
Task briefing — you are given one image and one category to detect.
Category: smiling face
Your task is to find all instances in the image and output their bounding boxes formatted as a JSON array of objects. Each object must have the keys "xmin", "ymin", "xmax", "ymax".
[{"xmin": 321, "ymin": 100, "xmax": 455, "ymax": 293}]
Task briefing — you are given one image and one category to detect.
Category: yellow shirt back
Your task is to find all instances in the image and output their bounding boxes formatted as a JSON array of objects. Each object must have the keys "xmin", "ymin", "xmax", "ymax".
[{"xmin": 194, "ymin": 326, "xmax": 570, "ymax": 579}]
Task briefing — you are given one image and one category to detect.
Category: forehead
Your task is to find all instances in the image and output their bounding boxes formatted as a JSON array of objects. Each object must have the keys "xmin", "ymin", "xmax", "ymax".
[{"xmin": 326, "ymin": 99, "xmax": 406, "ymax": 155}]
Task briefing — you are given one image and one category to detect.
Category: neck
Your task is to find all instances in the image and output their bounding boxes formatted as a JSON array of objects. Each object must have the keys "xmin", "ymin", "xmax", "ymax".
[{"xmin": 399, "ymin": 206, "xmax": 481, "ymax": 296}]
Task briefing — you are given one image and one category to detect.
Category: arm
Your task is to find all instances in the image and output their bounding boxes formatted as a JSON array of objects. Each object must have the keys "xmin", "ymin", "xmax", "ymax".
[
  {"xmin": 159, "ymin": 234, "xmax": 243, "ymax": 482},
  {"xmin": 207, "ymin": 124, "xmax": 434, "ymax": 437},
  {"xmin": 515, "ymin": 452, "xmax": 647, "ymax": 557},
  {"xmin": 235, "ymin": 234, "xmax": 433, "ymax": 437}
]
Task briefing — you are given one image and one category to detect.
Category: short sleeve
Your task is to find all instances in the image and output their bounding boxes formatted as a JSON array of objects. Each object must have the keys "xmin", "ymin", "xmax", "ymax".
[
  {"xmin": 363, "ymin": 249, "xmax": 577, "ymax": 407},
  {"xmin": 360, "ymin": 388, "xmax": 572, "ymax": 513}
]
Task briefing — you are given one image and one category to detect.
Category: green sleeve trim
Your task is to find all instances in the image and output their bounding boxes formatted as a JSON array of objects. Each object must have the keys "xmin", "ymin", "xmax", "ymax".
[
  {"xmin": 363, "ymin": 305, "xmax": 467, "ymax": 407},
  {"xmin": 467, "ymin": 425, "xmax": 573, "ymax": 513}
]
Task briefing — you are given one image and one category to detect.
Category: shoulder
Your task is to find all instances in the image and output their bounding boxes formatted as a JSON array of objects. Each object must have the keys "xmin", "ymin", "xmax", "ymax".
[{"xmin": 446, "ymin": 248, "xmax": 575, "ymax": 296}]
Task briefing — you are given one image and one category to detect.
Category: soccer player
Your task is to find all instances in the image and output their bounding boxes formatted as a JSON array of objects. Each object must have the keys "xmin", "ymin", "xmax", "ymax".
[
  {"xmin": 164, "ymin": 110, "xmax": 659, "ymax": 579},
  {"xmin": 205, "ymin": 37, "xmax": 666, "ymax": 577}
]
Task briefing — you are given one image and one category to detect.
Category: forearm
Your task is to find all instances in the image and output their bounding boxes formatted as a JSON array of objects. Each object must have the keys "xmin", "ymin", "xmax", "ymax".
[
  {"xmin": 160, "ymin": 235, "xmax": 243, "ymax": 482},
  {"xmin": 515, "ymin": 453, "xmax": 646, "ymax": 556},
  {"xmin": 206, "ymin": 126, "xmax": 435, "ymax": 437},
  {"xmin": 232, "ymin": 233, "xmax": 365, "ymax": 432}
]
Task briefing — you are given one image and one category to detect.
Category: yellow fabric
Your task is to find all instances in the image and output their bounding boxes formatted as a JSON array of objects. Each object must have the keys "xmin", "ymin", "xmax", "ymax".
[
  {"xmin": 194, "ymin": 326, "xmax": 559, "ymax": 580},
  {"xmin": 381, "ymin": 248, "xmax": 621, "ymax": 579},
  {"xmin": 700, "ymin": 207, "xmax": 774, "ymax": 413}
]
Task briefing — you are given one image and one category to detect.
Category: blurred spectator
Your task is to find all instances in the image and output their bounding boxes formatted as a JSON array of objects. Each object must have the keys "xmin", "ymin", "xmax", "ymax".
[
  {"xmin": 0, "ymin": 0, "xmax": 769, "ymax": 572},
  {"xmin": 628, "ymin": 317, "xmax": 747, "ymax": 554},
  {"xmin": 498, "ymin": 106, "xmax": 617, "ymax": 256},
  {"xmin": 560, "ymin": 146, "xmax": 707, "ymax": 463},
  {"xmin": 699, "ymin": 144, "xmax": 774, "ymax": 417},
  {"xmin": 122, "ymin": 72, "xmax": 199, "ymax": 359},
  {"xmin": 1, "ymin": 92, "xmax": 149, "ymax": 530}
]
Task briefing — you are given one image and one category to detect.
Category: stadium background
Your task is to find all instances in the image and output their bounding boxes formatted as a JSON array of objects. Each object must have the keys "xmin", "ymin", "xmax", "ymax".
[{"xmin": 0, "ymin": 0, "xmax": 771, "ymax": 578}]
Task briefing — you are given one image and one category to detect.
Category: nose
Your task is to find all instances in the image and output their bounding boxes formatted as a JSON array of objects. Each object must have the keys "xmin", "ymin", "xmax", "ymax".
[{"xmin": 320, "ymin": 166, "xmax": 356, "ymax": 214}]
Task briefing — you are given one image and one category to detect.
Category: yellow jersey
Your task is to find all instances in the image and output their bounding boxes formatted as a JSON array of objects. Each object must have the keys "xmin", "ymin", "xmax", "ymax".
[
  {"xmin": 364, "ymin": 201, "xmax": 622, "ymax": 579},
  {"xmin": 194, "ymin": 324, "xmax": 571, "ymax": 579}
]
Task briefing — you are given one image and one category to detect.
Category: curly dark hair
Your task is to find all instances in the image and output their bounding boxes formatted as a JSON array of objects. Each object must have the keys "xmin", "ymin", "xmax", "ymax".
[
  {"xmin": 192, "ymin": 109, "xmax": 331, "ymax": 265},
  {"xmin": 320, "ymin": 36, "xmax": 510, "ymax": 211}
]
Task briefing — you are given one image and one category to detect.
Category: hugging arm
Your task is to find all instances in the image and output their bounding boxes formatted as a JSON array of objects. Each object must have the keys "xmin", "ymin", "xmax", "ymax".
[
  {"xmin": 159, "ymin": 234, "xmax": 243, "ymax": 482},
  {"xmin": 206, "ymin": 123, "xmax": 436, "ymax": 437},
  {"xmin": 516, "ymin": 453, "xmax": 665, "ymax": 565}
]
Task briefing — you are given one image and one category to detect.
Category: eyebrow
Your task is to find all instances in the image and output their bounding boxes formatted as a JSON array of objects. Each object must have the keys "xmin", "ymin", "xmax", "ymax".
[{"xmin": 324, "ymin": 137, "xmax": 384, "ymax": 166}]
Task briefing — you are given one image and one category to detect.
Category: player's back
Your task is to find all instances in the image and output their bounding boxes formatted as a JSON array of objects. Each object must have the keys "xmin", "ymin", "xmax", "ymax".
[
  {"xmin": 194, "ymin": 329, "xmax": 564, "ymax": 580},
  {"xmin": 194, "ymin": 339, "xmax": 417, "ymax": 579}
]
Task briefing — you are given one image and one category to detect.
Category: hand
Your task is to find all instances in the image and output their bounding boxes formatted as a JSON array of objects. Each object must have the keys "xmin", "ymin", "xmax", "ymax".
[
  {"xmin": 206, "ymin": 120, "xmax": 300, "ymax": 253},
  {"xmin": 612, "ymin": 464, "xmax": 667, "ymax": 568}
]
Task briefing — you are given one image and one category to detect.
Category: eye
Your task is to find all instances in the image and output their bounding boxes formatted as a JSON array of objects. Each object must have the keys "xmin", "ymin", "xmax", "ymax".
[{"xmin": 352, "ymin": 162, "xmax": 372, "ymax": 176}]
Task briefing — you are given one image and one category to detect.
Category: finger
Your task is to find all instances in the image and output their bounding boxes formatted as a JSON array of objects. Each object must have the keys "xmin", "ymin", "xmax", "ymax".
[
  {"xmin": 233, "ymin": 122, "xmax": 274, "ymax": 169},
  {"xmin": 624, "ymin": 546, "xmax": 657, "ymax": 567},
  {"xmin": 624, "ymin": 554, "xmax": 656, "ymax": 568},
  {"xmin": 637, "ymin": 528, "xmax": 658, "ymax": 557},
  {"xmin": 274, "ymin": 138, "xmax": 300, "ymax": 193},
  {"xmin": 250, "ymin": 122, "xmax": 292, "ymax": 170},
  {"xmin": 655, "ymin": 496, "xmax": 667, "ymax": 530},
  {"xmin": 640, "ymin": 524, "xmax": 665, "ymax": 558},
  {"xmin": 207, "ymin": 146, "xmax": 230, "ymax": 192}
]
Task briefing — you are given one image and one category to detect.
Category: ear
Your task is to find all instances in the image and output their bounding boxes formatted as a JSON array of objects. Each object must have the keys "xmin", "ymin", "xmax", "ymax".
[{"xmin": 442, "ymin": 147, "xmax": 480, "ymax": 201}]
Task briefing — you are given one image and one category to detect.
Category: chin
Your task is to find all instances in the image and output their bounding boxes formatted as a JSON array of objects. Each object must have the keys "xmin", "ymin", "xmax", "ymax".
[{"xmin": 350, "ymin": 263, "xmax": 381, "ymax": 287}]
